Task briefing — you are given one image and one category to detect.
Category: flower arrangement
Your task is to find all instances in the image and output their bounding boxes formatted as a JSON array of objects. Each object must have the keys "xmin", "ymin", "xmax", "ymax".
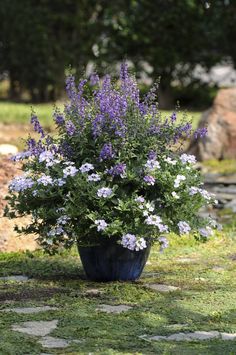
[{"xmin": 5, "ymin": 64, "xmax": 219, "ymax": 255}]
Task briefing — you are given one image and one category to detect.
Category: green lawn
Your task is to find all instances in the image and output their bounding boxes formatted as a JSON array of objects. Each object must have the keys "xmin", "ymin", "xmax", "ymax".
[
  {"xmin": 0, "ymin": 101, "xmax": 202, "ymax": 130},
  {"xmin": 0, "ymin": 231, "xmax": 236, "ymax": 354}
]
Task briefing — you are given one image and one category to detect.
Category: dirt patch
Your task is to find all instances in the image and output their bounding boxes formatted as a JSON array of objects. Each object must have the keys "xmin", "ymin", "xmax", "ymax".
[
  {"xmin": 0, "ymin": 285, "xmax": 68, "ymax": 302},
  {"xmin": 0, "ymin": 155, "xmax": 38, "ymax": 252}
]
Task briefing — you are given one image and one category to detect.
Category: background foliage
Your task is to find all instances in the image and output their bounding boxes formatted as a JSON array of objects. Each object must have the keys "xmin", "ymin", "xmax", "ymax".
[{"xmin": 0, "ymin": 0, "xmax": 235, "ymax": 106}]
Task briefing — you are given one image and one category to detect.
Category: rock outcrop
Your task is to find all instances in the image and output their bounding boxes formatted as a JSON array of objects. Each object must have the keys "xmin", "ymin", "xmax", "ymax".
[{"xmin": 189, "ymin": 88, "xmax": 236, "ymax": 160}]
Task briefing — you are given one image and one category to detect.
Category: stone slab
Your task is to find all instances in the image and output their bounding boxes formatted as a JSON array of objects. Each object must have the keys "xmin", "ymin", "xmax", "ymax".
[
  {"xmin": 96, "ymin": 304, "xmax": 132, "ymax": 314},
  {"xmin": 38, "ymin": 336, "xmax": 70, "ymax": 349},
  {"xmin": 0, "ymin": 275, "xmax": 29, "ymax": 282},
  {"xmin": 12, "ymin": 320, "xmax": 58, "ymax": 336},
  {"xmin": 2, "ymin": 306, "xmax": 58, "ymax": 314},
  {"xmin": 221, "ymin": 332, "xmax": 236, "ymax": 340},
  {"xmin": 149, "ymin": 331, "xmax": 222, "ymax": 342},
  {"xmin": 147, "ymin": 284, "xmax": 180, "ymax": 292}
]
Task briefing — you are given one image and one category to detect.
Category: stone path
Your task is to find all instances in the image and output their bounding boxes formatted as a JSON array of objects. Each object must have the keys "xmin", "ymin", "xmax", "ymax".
[
  {"xmin": 148, "ymin": 331, "xmax": 236, "ymax": 342},
  {"xmin": 96, "ymin": 304, "xmax": 133, "ymax": 314},
  {"xmin": 146, "ymin": 284, "xmax": 180, "ymax": 292},
  {"xmin": 0, "ymin": 275, "xmax": 29, "ymax": 282},
  {"xmin": 12, "ymin": 320, "xmax": 58, "ymax": 336},
  {"xmin": 1, "ymin": 306, "xmax": 58, "ymax": 314}
]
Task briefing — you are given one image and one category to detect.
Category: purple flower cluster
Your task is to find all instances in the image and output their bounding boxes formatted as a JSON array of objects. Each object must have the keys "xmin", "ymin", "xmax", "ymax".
[
  {"xmin": 143, "ymin": 175, "xmax": 155, "ymax": 185},
  {"xmin": 99, "ymin": 143, "xmax": 114, "ymax": 161},
  {"xmin": 65, "ymin": 121, "xmax": 76, "ymax": 136},
  {"xmin": 107, "ymin": 163, "xmax": 126, "ymax": 177}
]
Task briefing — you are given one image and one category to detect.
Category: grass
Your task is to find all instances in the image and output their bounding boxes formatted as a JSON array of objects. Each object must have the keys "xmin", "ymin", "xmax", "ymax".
[
  {"xmin": 0, "ymin": 231, "xmax": 236, "ymax": 354},
  {"xmin": 0, "ymin": 101, "xmax": 201, "ymax": 129},
  {"xmin": 202, "ymin": 159, "xmax": 236, "ymax": 175}
]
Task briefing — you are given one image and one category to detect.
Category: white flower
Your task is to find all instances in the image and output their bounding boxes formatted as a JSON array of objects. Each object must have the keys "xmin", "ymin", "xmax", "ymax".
[
  {"xmin": 164, "ymin": 157, "xmax": 177, "ymax": 165},
  {"xmin": 79, "ymin": 163, "xmax": 94, "ymax": 173},
  {"xmin": 143, "ymin": 210, "xmax": 149, "ymax": 217},
  {"xmin": 54, "ymin": 178, "xmax": 66, "ymax": 186},
  {"xmin": 97, "ymin": 187, "xmax": 113, "ymax": 198},
  {"xmin": 171, "ymin": 191, "xmax": 180, "ymax": 199},
  {"xmin": 174, "ymin": 175, "xmax": 186, "ymax": 188},
  {"xmin": 87, "ymin": 173, "xmax": 101, "ymax": 182},
  {"xmin": 180, "ymin": 154, "xmax": 196, "ymax": 164},
  {"xmin": 189, "ymin": 186, "xmax": 199, "ymax": 195},
  {"xmin": 135, "ymin": 196, "xmax": 145, "ymax": 204},
  {"xmin": 146, "ymin": 202, "xmax": 154, "ymax": 212},
  {"xmin": 95, "ymin": 219, "xmax": 108, "ymax": 231},
  {"xmin": 63, "ymin": 165, "xmax": 78, "ymax": 178},
  {"xmin": 145, "ymin": 159, "xmax": 160, "ymax": 171}
]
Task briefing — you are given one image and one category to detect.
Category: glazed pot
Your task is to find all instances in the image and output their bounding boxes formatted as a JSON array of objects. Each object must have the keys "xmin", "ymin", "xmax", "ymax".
[{"xmin": 78, "ymin": 238, "xmax": 151, "ymax": 282}]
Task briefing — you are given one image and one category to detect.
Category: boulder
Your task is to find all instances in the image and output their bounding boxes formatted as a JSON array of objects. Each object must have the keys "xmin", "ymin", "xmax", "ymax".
[
  {"xmin": 0, "ymin": 144, "xmax": 18, "ymax": 155},
  {"xmin": 189, "ymin": 88, "xmax": 236, "ymax": 160}
]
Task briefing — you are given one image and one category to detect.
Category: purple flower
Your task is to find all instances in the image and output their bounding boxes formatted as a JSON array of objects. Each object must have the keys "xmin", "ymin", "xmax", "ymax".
[
  {"xmin": 9, "ymin": 176, "xmax": 34, "ymax": 192},
  {"xmin": 194, "ymin": 127, "xmax": 208, "ymax": 139},
  {"xmin": 95, "ymin": 219, "xmax": 108, "ymax": 231},
  {"xmin": 90, "ymin": 73, "xmax": 99, "ymax": 86},
  {"xmin": 198, "ymin": 226, "xmax": 213, "ymax": 237},
  {"xmin": 99, "ymin": 143, "xmax": 114, "ymax": 161},
  {"xmin": 30, "ymin": 114, "xmax": 45, "ymax": 138},
  {"xmin": 180, "ymin": 154, "xmax": 196, "ymax": 164},
  {"xmin": 148, "ymin": 150, "xmax": 157, "ymax": 160},
  {"xmin": 121, "ymin": 233, "xmax": 147, "ymax": 251},
  {"xmin": 107, "ymin": 163, "xmax": 126, "ymax": 177},
  {"xmin": 54, "ymin": 114, "xmax": 65, "ymax": 126},
  {"xmin": 79, "ymin": 163, "xmax": 94, "ymax": 173},
  {"xmin": 171, "ymin": 112, "xmax": 177, "ymax": 122},
  {"xmin": 65, "ymin": 121, "xmax": 76, "ymax": 136},
  {"xmin": 97, "ymin": 187, "xmax": 113, "ymax": 198},
  {"xmin": 143, "ymin": 175, "xmax": 155, "ymax": 185}
]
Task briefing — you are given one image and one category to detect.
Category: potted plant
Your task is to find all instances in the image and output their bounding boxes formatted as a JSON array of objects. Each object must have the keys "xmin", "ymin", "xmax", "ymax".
[{"xmin": 5, "ymin": 64, "xmax": 219, "ymax": 281}]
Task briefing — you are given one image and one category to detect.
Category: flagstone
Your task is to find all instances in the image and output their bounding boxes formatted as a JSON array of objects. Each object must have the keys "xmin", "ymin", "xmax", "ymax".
[
  {"xmin": 146, "ymin": 284, "xmax": 180, "ymax": 292},
  {"xmin": 2, "ymin": 306, "xmax": 58, "ymax": 314},
  {"xmin": 12, "ymin": 320, "xmax": 58, "ymax": 336},
  {"xmin": 96, "ymin": 304, "xmax": 132, "ymax": 313},
  {"xmin": 38, "ymin": 336, "xmax": 70, "ymax": 349}
]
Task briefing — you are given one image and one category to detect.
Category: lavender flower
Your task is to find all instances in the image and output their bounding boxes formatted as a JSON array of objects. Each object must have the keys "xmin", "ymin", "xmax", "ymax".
[
  {"xmin": 145, "ymin": 159, "xmax": 160, "ymax": 171},
  {"xmin": 198, "ymin": 226, "xmax": 213, "ymax": 237},
  {"xmin": 178, "ymin": 221, "xmax": 191, "ymax": 235},
  {"xmin": 54, "ymin": 114, "xmax": 65, "ymax": 126},
  {"xmin": 135, "ymin": 196, "xmax": 145, "ymax": 204},
  {"xmin": 95, "ymin": 219, "xmax": 108, "ymax": 231},
  {"xmin": 90, "ymin": 73, "xmax": 99, "ymax": 86},
  {"xmin": 11, "ymin": 151, "xmax": 31, "ymax": 162},
  {"xmin": 148, "ymin": 150, "xmax": 157, "ymax": 160},
  {"xmin": 97, "ymin": 187, "xmax": 113, "ymax": 198},
  {"xmin": 170, "ymin": 112, "xmax": 177, "ymax": 122},
  {"xmin": 144, "ymin": 175, "xmax": 155, "ymax": 185},
  {"xmin": 159, "ymin": 236, "xmax": 169, "ymax": 252}
]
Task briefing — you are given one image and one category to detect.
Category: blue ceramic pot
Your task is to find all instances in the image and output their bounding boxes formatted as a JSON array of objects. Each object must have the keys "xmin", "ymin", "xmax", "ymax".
[{"xmin": 78, "ymin": 239, "xmax": 151, "ymax": 282}]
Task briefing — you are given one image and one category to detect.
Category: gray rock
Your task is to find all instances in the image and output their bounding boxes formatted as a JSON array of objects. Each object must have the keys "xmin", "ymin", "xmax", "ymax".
[
  {"xmin": 212, "ymin": 266, "xmax": 225, "ymax": 272},
  {"xmin": 96, "ymin": 304, "xmax": 132, "ymax": 314},
  {"xmin": 188, "ymin": 331, "xmax": 220, "ymax": 340},
  {"xmin": 38, "ymin": 336, "xmax": 70, "ymax": 349},
  {"xmin": 147, "ymin": 284, "xmax": 180, "ymax": 292},
  {"xmin": 12, "ymin": 320, "xmax": 58, "ymax": 336},
  {"xmin": 149, "ymin": 331, "xmax": 220, "ymax": 342},
  {"xmin": 1, "ymin": 306, "xmax": 58, "ymax": 314},
  {"xmin": 224, "ymin": 199, "xmax": 236, "ymax": 212},
  {"xmin": 0, "ymin": 275, "xmax": 29, "ymax": 282},
  {"xmin": 221, "ymin": 332, "xmax": 236, "ymax": 340}
]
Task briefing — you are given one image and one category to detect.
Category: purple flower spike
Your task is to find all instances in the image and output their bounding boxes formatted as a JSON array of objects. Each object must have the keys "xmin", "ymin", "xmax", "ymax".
[
  {"xmin": 194, "ymin": 127, "xmax": 208, "ymax": 139},
  {"xmin": 144, "ymin": 175, "xmax": 155, "ymax": 185},
  {"xmin": 30, "ymin": 114, "xmax": 45, "ymax": 138},
  {"xmin": 65, "ymin": 121, "xmax": 76, "ymax": 136}
]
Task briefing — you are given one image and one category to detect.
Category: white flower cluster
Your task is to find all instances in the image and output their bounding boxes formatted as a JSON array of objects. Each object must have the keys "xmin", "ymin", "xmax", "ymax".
[
  {"xmin": 121, "ymin": 233, "xmax": 147, "ymax": 251},
  {"xmin": 189, "ymin": 186, "xmax": 212, "ymax": 200},
  {"xmin": 9, "ymin": 176, "xmax": 34, "ymax": 192},
  {"xmin": 97, "ymin": 187, "xmax": 113, "ymax": 198},
  {"xmin": 79, "ymin": 163, "xmax": 94, "ymax": 173},
  {"xmin": 87, "ymin": 173, "xmax": 101, "ymax": 182},
  {"xmin": 164, "ymin": 157, "xmax": 177, "ymax": 165},
  {"xmin": 38, "ymin": 174, "xmax": 53, "ymax": 186},
  {"xmin": 145, "ymin": 215, "xmax": 169, "ymax": 233},
  {"xmin": 63, "ymin": 164, "xmax": 78, "ymax": 178},
  {"xmin": 180, "ymin": 154, "xmax": 196, "ymax": 164},
  {"xmin": 95, "ymin": 219, "xmax": 108, "ymax": 231},
  {"xmin": 178, "ymin": 221, "xmax": 191, "ymax": 235},
  {"xmin": 174, "ymin": 174, "xmax": 186, "ymax": 188},
  {"xmin": 145, "ymin": 159, "xmax": 160, "ymax": 171}
]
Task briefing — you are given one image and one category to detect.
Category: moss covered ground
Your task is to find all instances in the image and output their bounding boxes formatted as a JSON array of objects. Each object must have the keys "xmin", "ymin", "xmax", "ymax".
[{"xmin": 0, "ymin": 229, "xmax": 235, "ymax": 355}]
